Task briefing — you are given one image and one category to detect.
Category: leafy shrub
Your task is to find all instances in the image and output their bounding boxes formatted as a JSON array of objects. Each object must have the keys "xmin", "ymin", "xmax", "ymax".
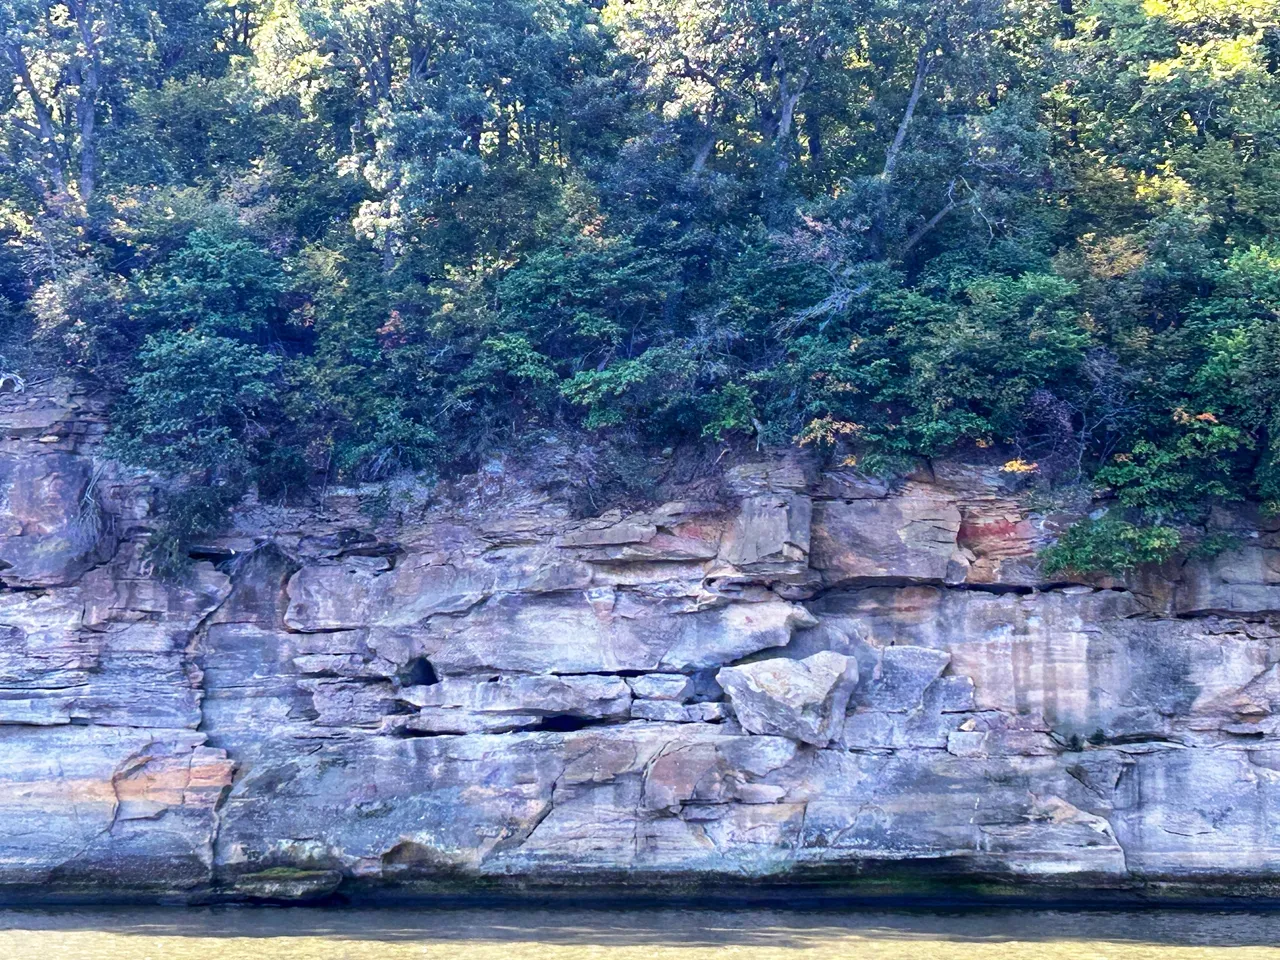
[
  {"xmin": 109, "ymin": 331, "xmax": 282, "ymax": 477},
  {"xmin": 130, "ymin": 229, "xmax": 288, "ymax": 337},
  {"xmin": 1040, "ymin": 516, "xmax": 1183, "ymax": 578}
]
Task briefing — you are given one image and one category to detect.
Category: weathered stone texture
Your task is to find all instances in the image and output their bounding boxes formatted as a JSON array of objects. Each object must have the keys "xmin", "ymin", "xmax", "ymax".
[
  {"xmin": 718, "ymin": 652, "xmax": 857, "ymax": 746},
  {"xmin": 4, "ymin": 384, "xmax": 1280, "ymax": 899}
]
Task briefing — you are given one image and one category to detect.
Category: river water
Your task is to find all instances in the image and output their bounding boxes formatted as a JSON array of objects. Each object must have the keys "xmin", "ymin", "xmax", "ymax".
[{"xmin": 3, "ymin": 905, "xmax": 1280, "ymax": 959}]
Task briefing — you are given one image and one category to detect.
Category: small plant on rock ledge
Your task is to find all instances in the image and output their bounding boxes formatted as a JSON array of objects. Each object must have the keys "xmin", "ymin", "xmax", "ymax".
[{"xmin": 144, "ymin": 485, "xmax": 243, "ymax": 579}]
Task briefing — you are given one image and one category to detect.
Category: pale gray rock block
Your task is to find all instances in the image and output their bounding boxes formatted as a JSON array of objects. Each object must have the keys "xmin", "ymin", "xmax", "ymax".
[
  {"xmin": 558, "ymin": 520, "xmax": 657, "ymax": 547},
  {"xmin": 1110, "ymin": 746, "xmax": 1280, "ymax": 878},
  {"xmin": 631, "ymin": 700, "xmax": 728, "ymax": 722},
  {"xmin": 0, "ymin": 697, "xmax": 72, "ymax": 725},
  {"xmin": 300, "ymin": 678, "xmax": 400, "ymax": 728},
  {"xmin": 808, "ymin": 586, "xmax": 1277, "ymax": 739},
  {"xmin": 718, "ymin": 651, "xmax": 858, "ymax": 747},
  {"xmin": 629, "ymin": 698, "xmax": 680, "ymax": 721},
  {"xmin": 1177, "ymin": 546, "xmax": 1280, "ymax": 615},
  {"xmin": 369, "ymin": 592, "xmax": 815, "ymax": 675},
  {"xmin": 933, "ymin": 675, "xmax": 977, "ymax": 712},
  {"xmin": 718, "ymin": 493, "xmax": 812, "ymax": 574},
  {"xmin": 794, "ymin": 750, "xmax": 1127, "ymax": 879},
  {"xmin": 400, "ymin": 674, "xmax": 632, "ymax": 720},
  {"xmin": 627, "ymin": 673, "xmax": 694, "ymax": 701},
  {"xmin": 863, "ymin": 645, "xmax": 952, "ymax": 713},
  {"xmin": 686, "ymin": 702, "xmax": 729, "ymax": 722},
  {"xmin": 947, "ymin": 730, "xmax": 988, "ymax": 756},
  {"xmin": 842, "ymin": 705, "xmax": 967, "ymax": 751}
]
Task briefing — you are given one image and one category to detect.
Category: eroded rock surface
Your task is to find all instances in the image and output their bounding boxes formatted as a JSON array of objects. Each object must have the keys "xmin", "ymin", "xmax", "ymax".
[{"xmin": 6, "ymin": 379, "xmax": 1280, "ymax": 899}]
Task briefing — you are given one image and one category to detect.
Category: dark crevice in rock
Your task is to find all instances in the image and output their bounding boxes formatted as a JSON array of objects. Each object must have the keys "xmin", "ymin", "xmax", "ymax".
[
  {"xmin": 384, "ymin": 726, "xmax": 464, "ymax": 739},
  {"xmin": 948, "ymin": 582, "xmax": 1037, "ymax": 596},
  {"xmin": 187, "ymin": 544, "xmax": 238, "ymax": 564},
  {"xmin": 535, "ymin": 714, "xmax": 614, "ymax": 733},
  {"xmin": 549, "ymin": 669, "xmax": 649, "ymax": 679},
  {"xmin": 689, "ymin": 668, "xmax": 725, "ymax": 702},
  {"xmin": 816, "ymin": 579, "xmax": 1138, "ymax": 600},
  {"xmin": 0, "ymin": 583, "xmax": 47, "ymax": 594},
  {"xmin": 1175, "ymin": 609, "xmax": 1280, "ymax": 622},
  {"xmin": 397, "ymin": 657, "xmax": 439, "ymax": 687}
]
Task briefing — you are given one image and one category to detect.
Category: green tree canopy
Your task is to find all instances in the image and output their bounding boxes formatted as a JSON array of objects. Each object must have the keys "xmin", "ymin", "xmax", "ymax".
[{"xmin": 3, "ymin": 0, "xmax": 1280, "ymax": 567}]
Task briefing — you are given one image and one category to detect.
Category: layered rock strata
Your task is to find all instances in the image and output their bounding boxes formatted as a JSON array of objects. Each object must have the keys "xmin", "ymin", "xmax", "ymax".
[{"xmin": 4, "ymin": 380, "xmax": 1280, "ymax": 900}]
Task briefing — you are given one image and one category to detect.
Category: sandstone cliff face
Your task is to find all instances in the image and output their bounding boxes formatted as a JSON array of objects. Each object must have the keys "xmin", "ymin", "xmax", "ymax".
[{"xmin": 4, "ymin": 380, "xmax": 1280, "ymax": 900}]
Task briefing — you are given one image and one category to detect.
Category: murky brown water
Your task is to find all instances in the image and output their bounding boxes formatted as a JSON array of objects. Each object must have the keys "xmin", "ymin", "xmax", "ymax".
[{"xmin": 3, "ymin": 905, "xmax": 1280, "ymax": 959}]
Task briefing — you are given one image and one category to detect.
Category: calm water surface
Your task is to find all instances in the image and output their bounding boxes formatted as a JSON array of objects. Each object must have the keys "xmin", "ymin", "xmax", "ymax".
[{"xmin": 3, "ymin": 905, "xmax": 1280, "ymax": 959}]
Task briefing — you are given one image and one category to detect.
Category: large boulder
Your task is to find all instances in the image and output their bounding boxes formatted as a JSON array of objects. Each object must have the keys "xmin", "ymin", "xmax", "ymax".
[{"xmin": 717, "ymin": 651, "xmax": 859, "ymax": 747}]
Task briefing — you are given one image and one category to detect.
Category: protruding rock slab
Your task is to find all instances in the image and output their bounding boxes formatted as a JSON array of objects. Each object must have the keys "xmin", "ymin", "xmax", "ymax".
[
  {"xmin": 718, "ymin": 652, "xmax": 858, "ymax": 747},
  {"xmin": 284, "ymin": 548, "xmax": 593, "ymax": 631},
  {"xmin": 810, "ymin": 496, "xmax": 962, "ymax": 584},
  {"xmin": 392, "ymin": 674, "xmax": 633, "ymax": 733},
  {"xmin": 370, "ymin": 593, "xmax": 816, "ymax": 675},
  {"xmin": 627, "ymin": 673, "xmax": 694, "ymax": 702}
]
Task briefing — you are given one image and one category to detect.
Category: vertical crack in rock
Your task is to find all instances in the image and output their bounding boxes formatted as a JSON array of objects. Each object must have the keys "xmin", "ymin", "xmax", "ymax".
[{"xmin": 184, "ymin": 563, "xmax": 238, "ymax": 886}]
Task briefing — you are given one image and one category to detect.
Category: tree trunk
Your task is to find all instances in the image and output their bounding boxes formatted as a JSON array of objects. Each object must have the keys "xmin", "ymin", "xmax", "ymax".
[
  {"xmin": 882, "ymin": 42, "xmax": 930, "ymax": 181},
  {"xmin": 2, "ymin": 40, "xmax": 68, "ymax": 198},
  {"xmin": 805, "ymin": 109, "xmax": 823, "ymax": 162},
  {"xmin": 70, "ymin": 0, "xmax": 101, "ymax": 204},
  {"xmin": 776, "ymin": 89, "xmax": 801, "ymax": 143},
  {"xmin": 869, "ymin": 40, "xmax": 933, "ymax": 257}
]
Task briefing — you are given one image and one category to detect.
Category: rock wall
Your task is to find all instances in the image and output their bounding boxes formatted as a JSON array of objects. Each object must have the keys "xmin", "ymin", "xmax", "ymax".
[{"xmin": 4, "ymin": 379, "xmax": 1280, "ymax": 901}]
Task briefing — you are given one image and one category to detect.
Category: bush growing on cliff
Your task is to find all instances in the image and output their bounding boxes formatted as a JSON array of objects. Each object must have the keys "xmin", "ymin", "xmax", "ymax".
[
  {"xmin": 1039, "ymin": 517, "xmax": 1183, "ymax": 579},
  {"xmin": 109, "ymin": 332, "xmax": 282, "ymax": 479}
]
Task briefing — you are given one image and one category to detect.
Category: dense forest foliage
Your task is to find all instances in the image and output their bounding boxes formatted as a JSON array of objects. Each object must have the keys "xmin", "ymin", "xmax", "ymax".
[{"xmin": 3, "ymin": 0, "xmax": 1280, "ymax": 567}]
